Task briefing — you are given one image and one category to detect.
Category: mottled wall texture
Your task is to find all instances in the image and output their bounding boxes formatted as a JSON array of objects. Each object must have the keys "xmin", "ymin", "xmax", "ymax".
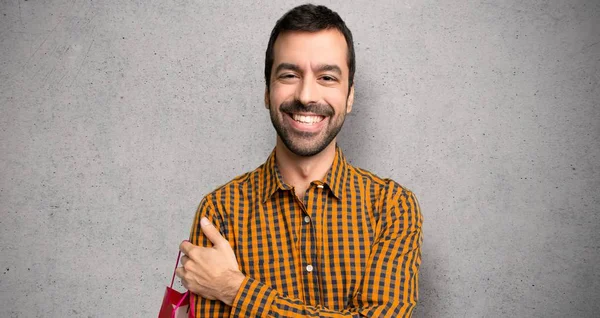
[{"xmin": 1, "ymin": 0, "xmax": 598, "ymax": 317}]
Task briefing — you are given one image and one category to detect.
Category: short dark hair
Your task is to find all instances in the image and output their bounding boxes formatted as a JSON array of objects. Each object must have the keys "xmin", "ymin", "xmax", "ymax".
[{"xmin": 264, "ymin": 4, "xmax": 355, "ymax": 91}]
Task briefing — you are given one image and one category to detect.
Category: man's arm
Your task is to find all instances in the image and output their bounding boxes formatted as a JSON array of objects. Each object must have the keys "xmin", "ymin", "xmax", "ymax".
[
  {"xmin": 229, "ymin": 187, "xmax": 423, "ymax": 318},
  {"xmin": 184, "ymin": 197, "xmax": 236, "ymax": 317},
  {"xmin": 184, "ymin": 188, "xmax": 423, "ymax": 317}
]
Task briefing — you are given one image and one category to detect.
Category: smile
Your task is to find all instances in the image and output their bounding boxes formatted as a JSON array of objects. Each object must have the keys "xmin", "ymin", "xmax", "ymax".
[{"xmin": 290, "ymin": 113, "xmax": 326, "ymax": 125}]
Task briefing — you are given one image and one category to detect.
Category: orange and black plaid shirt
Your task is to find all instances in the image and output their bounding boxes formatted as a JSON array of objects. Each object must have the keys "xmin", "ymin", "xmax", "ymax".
[{"xmin": 189, "ymin": 146, "xmax": 422, "ymax": 317}]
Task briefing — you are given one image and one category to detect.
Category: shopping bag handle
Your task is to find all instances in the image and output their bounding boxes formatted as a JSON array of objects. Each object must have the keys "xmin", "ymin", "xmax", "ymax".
[
  {"xmin": 172, "ymin": 291, "xmax": 190, "ymax": 318},
  {"xmin": 170, "ymin": 240, "xmax": 189, "ymax": 288}
]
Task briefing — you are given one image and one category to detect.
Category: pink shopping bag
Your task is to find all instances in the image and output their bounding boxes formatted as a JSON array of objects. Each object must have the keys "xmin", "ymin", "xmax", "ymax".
[{"xmin": 158, "ymin": 246, "xmax": 195, "ymax": 318}]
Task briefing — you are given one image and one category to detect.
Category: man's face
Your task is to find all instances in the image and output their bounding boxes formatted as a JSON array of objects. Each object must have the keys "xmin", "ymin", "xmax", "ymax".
[{"xmin": 266, "ymin": 29, "xmax": 354, "ymax": 157}]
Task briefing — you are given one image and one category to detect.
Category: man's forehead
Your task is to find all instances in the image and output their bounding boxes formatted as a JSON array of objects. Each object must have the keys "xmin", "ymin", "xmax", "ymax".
[
  {"xmin": 273, "ymin": 29, "xmax": 347, "ymax": 50},
  {"xmin": 272, "ymin": 29, "xmax": 348, "ymax": 72}
]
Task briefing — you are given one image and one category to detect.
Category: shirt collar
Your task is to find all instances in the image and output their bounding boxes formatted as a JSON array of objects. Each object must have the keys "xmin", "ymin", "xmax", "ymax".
[
  {"xmin": 322, "ymin": 145, "xmax": 348, "ymax": 201},
  {"xmin": 261, "ymin": 145, "xmax": 348, "ymax": 203},
  {"xmin": 261, "ymin": 149, "xmax": 289, "ymax": 203}
]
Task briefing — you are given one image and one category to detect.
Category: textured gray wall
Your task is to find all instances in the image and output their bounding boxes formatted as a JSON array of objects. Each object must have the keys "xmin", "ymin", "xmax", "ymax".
[{"xmin": 1, "ymin": 1, "xmax": 598, "ymax": 317}]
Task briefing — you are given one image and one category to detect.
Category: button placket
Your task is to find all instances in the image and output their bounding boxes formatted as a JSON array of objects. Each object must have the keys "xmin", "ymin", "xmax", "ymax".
[{"xmin": 298, "ymin": 181, "xmax": 322, "ymax": 303}]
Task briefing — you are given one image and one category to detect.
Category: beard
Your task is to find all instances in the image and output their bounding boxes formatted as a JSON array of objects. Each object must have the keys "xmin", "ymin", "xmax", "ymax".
[{"xmin": 269, "ymin": 99, "xmax": 346, "ymax": 157}]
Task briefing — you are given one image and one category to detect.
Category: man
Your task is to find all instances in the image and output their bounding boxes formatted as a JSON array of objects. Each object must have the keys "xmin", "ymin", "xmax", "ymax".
[{"xmin": 176, "ymin": 4, "xmax": 422, "ymax": 317}]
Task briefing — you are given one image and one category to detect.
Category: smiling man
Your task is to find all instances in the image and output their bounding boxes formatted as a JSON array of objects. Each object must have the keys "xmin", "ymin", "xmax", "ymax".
[{"xmin": 176, "ymin": 4, "xmax": 423, "ymax": 317}]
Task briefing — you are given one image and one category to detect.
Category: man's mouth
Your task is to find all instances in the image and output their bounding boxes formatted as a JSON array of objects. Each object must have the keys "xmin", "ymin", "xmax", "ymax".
[{"xmin": 290, "ymin": 113, "xmax": 326, "ymax": 125}]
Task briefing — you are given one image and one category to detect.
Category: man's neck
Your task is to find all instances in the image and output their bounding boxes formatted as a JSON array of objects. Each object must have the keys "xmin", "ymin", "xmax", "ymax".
[{"xmin": 275, "ymin": 138, "xmax": 337, "ymax": 199}]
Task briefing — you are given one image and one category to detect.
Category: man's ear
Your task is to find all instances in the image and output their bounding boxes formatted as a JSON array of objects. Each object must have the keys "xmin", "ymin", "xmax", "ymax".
[
  {"xmin": 264, "ymin": 88, "xmax": 270, "ymax": 109},
  {"xmin": 346, "ymin": 85, "xmax": 355, "ymax": 114}
]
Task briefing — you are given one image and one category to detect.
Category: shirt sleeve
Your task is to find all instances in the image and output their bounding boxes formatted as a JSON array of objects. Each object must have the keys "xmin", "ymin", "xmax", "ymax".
[
  {"xmin": 229, "ymin": 186, "xmax": 423, "ymax": 318},
  {"xmin": 188, "ymin": 196, "xmax": 233, "ymax": 317}
]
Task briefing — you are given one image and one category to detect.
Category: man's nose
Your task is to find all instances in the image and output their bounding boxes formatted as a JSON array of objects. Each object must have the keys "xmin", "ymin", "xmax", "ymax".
[{"xmin": 297, "ymin": 76, "xmax": 320, "ymax": 106}]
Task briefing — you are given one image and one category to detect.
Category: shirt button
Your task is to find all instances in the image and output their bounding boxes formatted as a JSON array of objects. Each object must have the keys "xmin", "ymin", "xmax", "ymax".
[
  {"xmin": 306, "ymin": 265, "xmax": 313, "ymax": 272},
  {"xmin": 317, "ymin": 184, "xmax": 324, "ymax": 189},
  {"xmin": 304, "ymin": 215, "xmax": 310, "ymax": 223}
]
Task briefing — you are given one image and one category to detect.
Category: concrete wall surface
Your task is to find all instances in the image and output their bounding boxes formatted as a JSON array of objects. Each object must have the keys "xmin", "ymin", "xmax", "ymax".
[{"xmin": 1, "ymin": 0, "xmax": 598, "ymax": 317}]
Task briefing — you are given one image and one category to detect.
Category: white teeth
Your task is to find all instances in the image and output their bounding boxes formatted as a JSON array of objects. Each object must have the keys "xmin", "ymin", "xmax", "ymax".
[{"xmin": 292, "ymin": 114, "xmax": 324, "ymax": 124}]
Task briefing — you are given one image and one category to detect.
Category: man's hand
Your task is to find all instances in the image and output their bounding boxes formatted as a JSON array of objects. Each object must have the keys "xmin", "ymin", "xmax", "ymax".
[{"xmin": 176, "ymin": 217, "xmax": 245, "ymax": 306}]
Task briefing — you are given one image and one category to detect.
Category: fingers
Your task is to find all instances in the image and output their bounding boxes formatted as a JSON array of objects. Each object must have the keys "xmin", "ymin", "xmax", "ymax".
[
  {"xmin": 179, "ymin": 240, "xmax": 195, "ymax": 256},
  {"xmin": 175, "ymin": 266, "xmax": 185, "ymax": 279},
  {"xmin": 180, "ymin": 255, "xmax": 189, "ymax": 268},
  {"xmin": 176, "ymin": 256, "xmax": 190, "ymax": 290},
  {"xmin": 176, "ymin": 255, "xmax": 189, "ymax": 277},
  {"xmin": 199, "ymin": 217, "xmax": 227, "ymax": 247}
]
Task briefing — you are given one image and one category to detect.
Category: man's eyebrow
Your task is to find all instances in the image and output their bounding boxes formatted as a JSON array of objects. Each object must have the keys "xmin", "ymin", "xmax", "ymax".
[
  {"xmin": 315, "ymin": 64, "xmax": 342, "ymax": 76},
  {"xmin": 274, "ymin": 63, "xmax": 343, "ymax": 76},
  {"xmin": 275, "ymin": 63, "xmax": 302, "ymax": 74}
]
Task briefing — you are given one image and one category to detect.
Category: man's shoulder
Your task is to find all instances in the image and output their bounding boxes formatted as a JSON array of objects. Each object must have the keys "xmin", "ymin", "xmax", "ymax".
[
  {"xmin": 201, "ymin": 163, "xmax": 266, "ymax": 202},
  {"xmin": 347, "ymin": 163, "xmax": 416, "ymax": 197},
  {"xmin": 348, "ymin": 164, "xmax": 421, "ymax": 222}
]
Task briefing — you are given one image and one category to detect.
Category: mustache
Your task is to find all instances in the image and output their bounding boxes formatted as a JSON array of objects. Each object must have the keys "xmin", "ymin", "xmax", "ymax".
[{"xmin": 279, "ymin": 99, "xmax": 334, "ymax": 117}]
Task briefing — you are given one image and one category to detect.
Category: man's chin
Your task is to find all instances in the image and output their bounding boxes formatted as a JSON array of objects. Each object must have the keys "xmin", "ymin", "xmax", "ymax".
[
  {"xmin": 289, "ymin": 147, "xmax": 323, "ymax": 157},
  {"xmin": 282, "ymin": 138, "xmax": 330, "ymax": 157}
]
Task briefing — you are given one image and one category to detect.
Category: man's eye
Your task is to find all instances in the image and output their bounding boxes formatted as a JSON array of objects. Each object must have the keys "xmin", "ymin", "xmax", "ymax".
[
  {"xmin": 320, "ymin": 75, "xmax": 336, "ymax": 82},
  {"xmin": 280, "ymin": 74, "xmax": 297, "ymax": 79}
]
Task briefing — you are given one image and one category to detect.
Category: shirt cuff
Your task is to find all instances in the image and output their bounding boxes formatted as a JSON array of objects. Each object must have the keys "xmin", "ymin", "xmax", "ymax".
[{"xmin": 230, "ymin": 276, "xmax": 276, "ymax": 317}]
